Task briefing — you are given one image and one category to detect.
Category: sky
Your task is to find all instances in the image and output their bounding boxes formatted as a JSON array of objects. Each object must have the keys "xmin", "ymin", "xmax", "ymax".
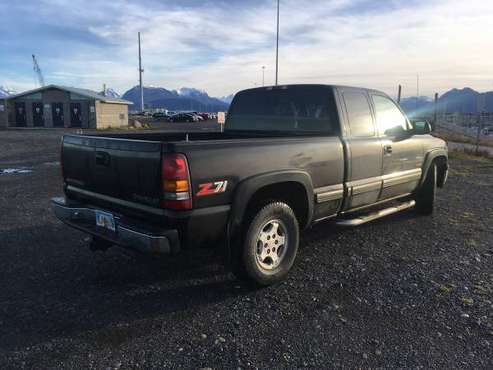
[{"xmin": 0, "ymin": 0, "xmax": 492, "ymax": 98}]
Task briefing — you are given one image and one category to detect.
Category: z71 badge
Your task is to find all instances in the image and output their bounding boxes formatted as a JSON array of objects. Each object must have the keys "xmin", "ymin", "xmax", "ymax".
[{"xmin": 196, "ymin": 180, "xmax": 228, "ymax": 197}]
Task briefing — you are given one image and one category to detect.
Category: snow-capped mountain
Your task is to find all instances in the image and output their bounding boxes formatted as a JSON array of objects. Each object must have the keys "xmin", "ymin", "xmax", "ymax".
[
  {"xmin": 176, "ymin": 87, "xmax": 208, "ymax": 97},
  {"xmin": 99, "ymin": 88, "xmax": 121, "ymax": 98},
  {"xmin": 174, "ymin": 87, "xmax": 231, "ymax": 108},
  {"xmin": 219, "ymin": 94, "xmax": 235, "ymax": 104},
  {"xmin": 0, "ymin": 86, "xmax": 16, "ymax": 98},
  {"xmin": 122, "ymin": 86, "xmax": 229, "ymax": 112}
]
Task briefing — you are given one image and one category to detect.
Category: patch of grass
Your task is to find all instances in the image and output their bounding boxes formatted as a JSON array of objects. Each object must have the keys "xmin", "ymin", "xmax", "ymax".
[
  {"xmin": 449, "ymin": 149, "xmax": 493, "ymax": 162},
  {"xmin": 465, "ymin": 239, "xmax": 478, "ymax": 248},
  {"xmin": 449, "ymin": 166, "xmax": 472, "ymax": 177},
  {"xmin": 435, "ymin": 131, "xmax": 493, "ymax": 149},
  {"xmin": 462, "ymin": 147, "xmax": 493, "ymax": 160},
  {"xmin": 96, "ymin": 123, "xmax": 152, "ymax": 132},
  {"xmin": 459, "ymin": 296, "xmax": 474, "ymax": 306},
  {"xmin": 432, "ymin": 281, "xmax": 456, "ymax": 294},
  {"xmin": 473, "ymin": 284, "xmax": 490, "ymax": 296}
]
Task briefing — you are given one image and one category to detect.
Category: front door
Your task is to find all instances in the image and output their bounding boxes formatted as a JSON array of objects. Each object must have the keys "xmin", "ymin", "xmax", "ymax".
[
  {"xmin": 52, "ymin": 103, "xmax": 64, "ymax": 127},
  {"xmin": 70, "ymin": 103, "xmax": 82, "ymax": 127},
  {"xmin": 32, "ymin": 102, "xmax": 44, "ymax": 127},
  {"xmin": 339, "ymin": 88, "xmax": 383, "ymax": 210},
  {"xmin": 15, "ymin": 102, "xmax": 26, "ymax": 127},
  {"xmin": 370, "ymin": 94, "xmax": 424, "ymax": 200}
]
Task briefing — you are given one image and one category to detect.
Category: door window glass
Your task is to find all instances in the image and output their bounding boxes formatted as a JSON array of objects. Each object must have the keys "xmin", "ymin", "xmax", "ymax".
[
  {"xmin": 372, "ymin": 95, "xmax": 409, "ymax": 136},
  {"xmin": 342, "ymin": 92, "xmax": 375, "ymax": 137}
]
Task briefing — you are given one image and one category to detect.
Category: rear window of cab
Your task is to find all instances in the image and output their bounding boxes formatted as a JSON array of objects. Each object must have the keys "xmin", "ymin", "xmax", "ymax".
[{"xmin": 226, "ymin": 86, "xmax": 340, "ymax": 135}]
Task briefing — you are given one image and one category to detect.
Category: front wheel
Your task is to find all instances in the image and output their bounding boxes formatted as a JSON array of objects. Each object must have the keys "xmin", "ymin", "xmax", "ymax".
[
  {"xmin": 415, "ymin": 163, "xmax": 436, "ymax": 215},
  {"xmin": 238, "ymin": 202, "xmax": 299, "ymax": 286}
]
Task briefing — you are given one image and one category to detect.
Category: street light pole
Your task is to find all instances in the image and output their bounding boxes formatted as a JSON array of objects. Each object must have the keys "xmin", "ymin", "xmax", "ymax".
[
  {"xmin": 138, "ymin": 32, "xmax": 144, "ymax": 112},
  {"xmin": 275, "ymin": 0, "xmax": 280, "ymax": 86},
  {"xmin": 262, "ymin": 66, "xmax": 266, "ymax": 86}
]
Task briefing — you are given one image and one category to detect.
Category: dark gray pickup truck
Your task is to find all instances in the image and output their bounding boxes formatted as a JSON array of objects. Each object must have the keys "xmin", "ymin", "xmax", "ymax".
[{"xmin": 52, "ymin": 84, "xmax": 448, "ymax": 285}]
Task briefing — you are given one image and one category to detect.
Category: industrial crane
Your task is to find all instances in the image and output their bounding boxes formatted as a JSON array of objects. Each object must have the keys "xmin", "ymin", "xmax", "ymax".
[{"xmin": 32, "ymin": 54, "xmax": 45, "ymax": 87}]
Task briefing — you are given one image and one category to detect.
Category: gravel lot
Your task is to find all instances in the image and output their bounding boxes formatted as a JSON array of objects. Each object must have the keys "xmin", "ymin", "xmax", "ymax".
[{"xmin": 0, "ymin": 128, "xmax": 492, "ymax": 369}]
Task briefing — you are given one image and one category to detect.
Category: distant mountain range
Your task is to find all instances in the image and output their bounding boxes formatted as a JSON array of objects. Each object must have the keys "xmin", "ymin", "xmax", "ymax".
[
  {"xmin": 121, "ymin": 85, "xmax": 493, "ymax": 115},
  {"xmin": 0, "ymin": 84, "xmax": 230, "ymax": 112},
  {"xmin": 99, "ymin": 87, "xmax": 121, "ymax": 98},
  {"xmin": 219, "ymin": 94, "xmax": 235, "ymax": 104},
  {"xmin": 400, "ymin": 87, "xmax": 493, "ymax": 117},
  {"xmin": 3, "ymin": 83, "xmax": 492, "ymax": 117},
  {"xmin": 122, "ymin": 86, "xmax": 229, "ymax": 112}
]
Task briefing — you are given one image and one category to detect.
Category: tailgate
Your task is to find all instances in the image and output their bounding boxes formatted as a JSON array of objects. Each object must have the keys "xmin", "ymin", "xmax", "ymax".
[{"xmin": 62, "ymin": 135, "xmax": 162, "ymax": 208}]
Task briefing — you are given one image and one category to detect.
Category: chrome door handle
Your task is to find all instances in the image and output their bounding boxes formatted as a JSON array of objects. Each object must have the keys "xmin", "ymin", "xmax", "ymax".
[{"xmin": 384, "ymin": 145, "xmax": 393, "ymax": 154}]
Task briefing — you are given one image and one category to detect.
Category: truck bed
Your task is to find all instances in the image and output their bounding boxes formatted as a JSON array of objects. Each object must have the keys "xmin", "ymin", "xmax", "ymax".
[
  {"xmin": 62, "ymin": 130, "xmax": 345, "ymax": 223},
  {"xmin": 88, "ymin": 130, "xmax": 328, "ymax": 142}
]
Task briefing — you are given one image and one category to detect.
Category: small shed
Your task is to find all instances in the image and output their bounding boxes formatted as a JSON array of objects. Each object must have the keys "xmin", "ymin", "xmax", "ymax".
[{"xmin": 0, "ymin": 85, "xmax": 132, "ymax": 129}]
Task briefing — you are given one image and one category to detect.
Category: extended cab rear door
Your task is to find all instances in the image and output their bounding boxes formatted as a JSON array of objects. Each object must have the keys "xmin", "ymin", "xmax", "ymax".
[
  {"xmin": 369, "ymin": 94, "xmax": 424, "ymax": 200},
  {"xmin": 337, "ymin": 87, "xmax": 383, "ymax": 210}
]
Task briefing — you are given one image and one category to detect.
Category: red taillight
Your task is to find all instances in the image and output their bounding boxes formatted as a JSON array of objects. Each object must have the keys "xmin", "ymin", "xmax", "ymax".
[{"xmin": 161, "ymin": 153, "xmax": 192, "ymax": 210}]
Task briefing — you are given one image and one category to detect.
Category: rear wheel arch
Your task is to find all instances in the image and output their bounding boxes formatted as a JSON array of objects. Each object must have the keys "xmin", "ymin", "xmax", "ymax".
[
  {"xmin": 244, "ymin": 181, "xmax": 311, "ymax": 229},
  {"xmin": 229, "ymin": 171, "xmax": 314, "ymax": 238}
]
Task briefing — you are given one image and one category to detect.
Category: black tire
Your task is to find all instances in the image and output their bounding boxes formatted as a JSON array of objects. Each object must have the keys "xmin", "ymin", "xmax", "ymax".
[
  {"xmin": 236, "ymin": 202, "xmax": 299, "ymax": 286},
  {"xmin": 415, "ymin": 163, "xmax": 436, "ymax": 215}
]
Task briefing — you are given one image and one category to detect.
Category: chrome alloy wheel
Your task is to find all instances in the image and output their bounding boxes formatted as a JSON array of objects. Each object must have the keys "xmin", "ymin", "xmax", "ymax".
[{"xmin": 255, "ymin": 219, "xmax": 288, "ymax": 271}]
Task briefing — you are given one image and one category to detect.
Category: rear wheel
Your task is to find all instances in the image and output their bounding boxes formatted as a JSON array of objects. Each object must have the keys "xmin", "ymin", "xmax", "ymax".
[
  {"xmin": 236, "ymin": 202, "xmax": 299, "ymax": 286},
  {"xmin": 415, "ymin": 163, "xmax": 436, "ymax": 215}
]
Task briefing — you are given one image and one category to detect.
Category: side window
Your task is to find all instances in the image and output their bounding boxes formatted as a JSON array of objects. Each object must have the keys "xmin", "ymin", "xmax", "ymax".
[
  {"xmin": 342, "ymin": 91, "xmax": 375, "ymax": 137},
  {"xmin": 372, "ymin": 95, "xmax": 408, "ymax": 136}
]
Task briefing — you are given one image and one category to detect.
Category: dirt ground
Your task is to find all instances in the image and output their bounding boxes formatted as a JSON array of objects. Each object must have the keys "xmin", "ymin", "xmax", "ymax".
[{"xmin": 0, "ymin": 128, "xmax": 492, "ymax": 369}]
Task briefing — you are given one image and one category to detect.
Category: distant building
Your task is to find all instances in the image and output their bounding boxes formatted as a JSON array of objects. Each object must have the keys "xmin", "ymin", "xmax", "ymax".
[{"xmin": 0, "ymin": 85, "xmax": 132, "ymax": 129}]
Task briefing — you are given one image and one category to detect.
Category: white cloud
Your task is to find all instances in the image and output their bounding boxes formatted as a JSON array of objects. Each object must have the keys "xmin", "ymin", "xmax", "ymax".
[{"xmin": 3, "ymin": 0, "xmax": 493, "ymax": 98}]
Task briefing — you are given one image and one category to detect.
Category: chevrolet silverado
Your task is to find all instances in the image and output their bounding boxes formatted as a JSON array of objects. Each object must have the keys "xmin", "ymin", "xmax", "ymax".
[{"xmin": 52, "ymin": 84, "xmax": 448, "ymax": 285}]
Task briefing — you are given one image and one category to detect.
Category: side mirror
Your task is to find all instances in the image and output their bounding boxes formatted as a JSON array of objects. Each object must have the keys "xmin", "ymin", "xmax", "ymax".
[
  {"xmin": 384, "ymin": 125, "xmax": 411, "ymax": 138},
  {"xmin": 411, "ymin": 120, "xmax": 432, "ymax": 135}
]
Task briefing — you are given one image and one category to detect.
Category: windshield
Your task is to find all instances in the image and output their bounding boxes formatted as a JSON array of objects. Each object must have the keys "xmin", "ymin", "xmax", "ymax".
[{"xmin": 225, "ymin": 86, "xmax": 339, "ymax": 135}]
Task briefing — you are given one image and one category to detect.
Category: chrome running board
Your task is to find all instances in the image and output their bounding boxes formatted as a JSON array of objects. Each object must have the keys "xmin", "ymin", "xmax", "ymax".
[{"xmin": 336, "ymin": 200, "xmax": 416, "ymax": 227}]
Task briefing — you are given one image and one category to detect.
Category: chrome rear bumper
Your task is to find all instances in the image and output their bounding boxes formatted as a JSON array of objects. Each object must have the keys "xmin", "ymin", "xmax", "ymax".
[{"xmin": 51, "ymin": 197, "xmax": 179, "ymax": 254}]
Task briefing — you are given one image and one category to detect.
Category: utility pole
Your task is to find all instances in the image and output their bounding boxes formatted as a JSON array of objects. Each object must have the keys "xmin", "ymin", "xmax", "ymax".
[
  {"xmin": 275, "ymin": 0, "xmax": 280, "ymax": 86},
  {"xmin": 138, "ymin": 32, "xmax": 144, "ymax": 112},
  {"xmin": 476, "ymin": 115, "xmax": 482, "ymax": 154},
  {"xmin": 476, "ymin": 94, "xmax": 485, "ymax": 154},
  {"xmin": 415, "ymin": 74, "xmax": 420, "ymax": 111},
  {"xmin": 433, "ymin": 93, "xmax": 438, "ymax": 130},
  {"xmin": 397, "ymin": 85, "xmax": 402, "ymax": 103},
  {"xmin": 262, "ymin": 66, "xmax": 266, "ymax": 86}
]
